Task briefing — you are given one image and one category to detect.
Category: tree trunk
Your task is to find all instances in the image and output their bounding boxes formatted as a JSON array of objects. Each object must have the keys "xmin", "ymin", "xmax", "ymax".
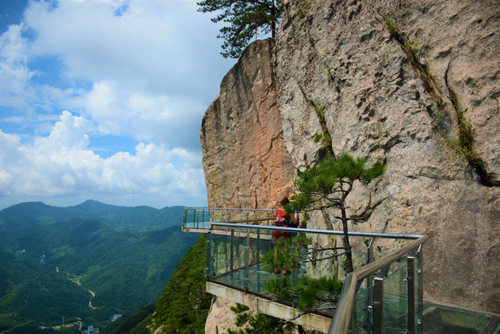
[
  {"xmin": 340, "ymin": 206, "xmax": 354, "ymax": 273},
  {"xmin": 271, "ymin": 0, "xmax": 276, "ymax": 38}
]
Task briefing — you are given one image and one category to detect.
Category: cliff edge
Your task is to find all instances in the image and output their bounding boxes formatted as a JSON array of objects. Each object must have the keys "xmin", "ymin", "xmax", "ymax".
[{"xmin": 200, "ymin": 39, "xmax": 294, "ymax": 210}]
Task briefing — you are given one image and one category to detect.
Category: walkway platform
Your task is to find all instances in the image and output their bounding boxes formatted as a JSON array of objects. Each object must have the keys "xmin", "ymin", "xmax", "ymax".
[{"xmin": 182, "ymin": 207, "xmax": 500, "ymax": 333}]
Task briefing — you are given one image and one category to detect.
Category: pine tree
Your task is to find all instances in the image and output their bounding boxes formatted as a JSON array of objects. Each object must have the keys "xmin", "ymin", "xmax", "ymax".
[
  {"xmin": 223, "ymin": 303, "xmax": 294, "ymax": 334},
  {"xmin": 197, "ymin": 0, "xmax": 280, "ymax": 58},
  {"xmin": 290, "ymin": 154, "xmax": 385, "ymax": 273}
]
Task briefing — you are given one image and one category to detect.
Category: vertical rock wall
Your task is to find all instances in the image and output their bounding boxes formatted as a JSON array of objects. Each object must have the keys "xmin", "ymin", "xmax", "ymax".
[
  {"xmin": 200, "ymin": 1, "xmax": 499, "ymax": 328},
  {"xmin": 276, "ymin": 0, "xmax": 500, "ymax": 313},
  {"xmin": 200, "ymin": 39, "xmax": 294, "ymax": 333},
  {"xmin": 200, "ymin": 39, "xmax": 294, "ymax": 210}
]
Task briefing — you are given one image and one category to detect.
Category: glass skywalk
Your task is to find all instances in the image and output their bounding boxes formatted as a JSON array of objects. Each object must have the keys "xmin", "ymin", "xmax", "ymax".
[{"xmin": 183, "ymin": 207, "xmax": 500, "ymax": 334}]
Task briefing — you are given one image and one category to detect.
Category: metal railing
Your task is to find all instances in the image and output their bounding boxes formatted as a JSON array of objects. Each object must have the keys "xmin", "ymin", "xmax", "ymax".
[
  {"xmin": 206, "ymin": 222, "xmax": 428, "ymax": 334},
  {"xmin": 329, "ymin": 235, "xmax": 428, "ymax": 334},
  {"xmin": 183, "ymin": 207, "xmax": 276, "ymax": 229}
]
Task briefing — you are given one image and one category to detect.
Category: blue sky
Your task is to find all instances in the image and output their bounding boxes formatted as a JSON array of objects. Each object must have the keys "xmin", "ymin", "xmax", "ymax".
[{"xmin": 0, "ymin": 0, "xmax": 237, "ymax": 209}]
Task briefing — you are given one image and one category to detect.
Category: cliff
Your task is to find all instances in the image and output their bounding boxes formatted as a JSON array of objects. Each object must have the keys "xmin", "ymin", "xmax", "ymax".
[
  {"xmin": 275, "ymin": 0, "xmax": 499, "ymax": 313},
  {"xmin": 200, "ymin": 39, "xmax": 294, "ymax": 210},
  {"xmin": 200, "ymin": 0, "xmax": 500, "ymax": 330}
]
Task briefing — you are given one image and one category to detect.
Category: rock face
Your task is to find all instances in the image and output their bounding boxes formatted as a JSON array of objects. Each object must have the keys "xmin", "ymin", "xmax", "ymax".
[
  {"xmin": 200, "ymin": 39, "xmax": 294, "ymax": 210},
  {"xmin": 276, "ymin": 0, "xmax": 499, "ymax": 313},
  {"xmin": 200, "ymin": 0, "xmax": 500, "ymax": 328},
  {"xmin": 205, "ymin": 298, "xmax": 250, "ymax": 334}
]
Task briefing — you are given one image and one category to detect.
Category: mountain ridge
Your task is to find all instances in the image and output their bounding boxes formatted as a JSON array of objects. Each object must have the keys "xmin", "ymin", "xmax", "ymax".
[{"xmin": 0, "ymin": 200, "xmax": 185, "ymax": 232}]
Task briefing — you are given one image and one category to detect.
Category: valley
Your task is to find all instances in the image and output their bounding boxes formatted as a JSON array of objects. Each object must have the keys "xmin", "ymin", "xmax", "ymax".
[{"xmin": 0, "ymin": 201, "xmax": 198, "ymax": 333}]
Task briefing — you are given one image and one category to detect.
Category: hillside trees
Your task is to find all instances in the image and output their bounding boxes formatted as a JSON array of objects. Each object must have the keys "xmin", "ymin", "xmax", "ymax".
[
  {"xmin": 152, "ymin": 235, "xmax": 212, "ymax": 334},
  {"xmin": 197, "ymin": 0, "xmax": 281, "ymax": 58}
]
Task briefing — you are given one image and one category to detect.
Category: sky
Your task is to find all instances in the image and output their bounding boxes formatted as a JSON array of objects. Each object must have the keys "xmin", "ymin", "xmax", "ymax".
[{"xmin": 0, "ymin": 0, "xmax": 237, "ymax": 210}]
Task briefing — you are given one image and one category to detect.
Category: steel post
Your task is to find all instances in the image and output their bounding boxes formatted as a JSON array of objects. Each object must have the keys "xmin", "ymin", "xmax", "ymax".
[
  {"xmin": 373, "ymin": 266, "xmax": 389, "ymax": 334},
  {"xmin": 244, "ymin": 231, "xmax": 250, "ymax": 293},
  {"xmin": 230, "ymin": 229, "xmax": 234, "ymax": 272},
  {"xmin": 407, "ymin": 255, "xmax": 416, "ymax": 334}
]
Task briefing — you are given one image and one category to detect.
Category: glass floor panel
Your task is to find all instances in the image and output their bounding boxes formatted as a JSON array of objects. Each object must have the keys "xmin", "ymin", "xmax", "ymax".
[
  {"xmin": 212, "ymin": 262, "xmax": 339, "ymax": 316},
  {"xmin": 184, "ymin": 222, "xmax": 211, "ymax": 229},
  {"xmin": 423, "ymin": 304, "xmax": 499, "ymax": 334},
  {"xmin": 214, "ymin": 262, "xmax": 303, "ymax": 293}
]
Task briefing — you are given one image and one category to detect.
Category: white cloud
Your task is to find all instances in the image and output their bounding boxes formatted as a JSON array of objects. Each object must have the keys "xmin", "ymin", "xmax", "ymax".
[
  {"xmin": 0, "ymin": 0, "xmax": 236, "ymax": 209},
  {"xmin": 0, "ymin": 23, "xmax": 87, "ymax": 124},
  {"xmin": 0, "ymin": 111, "xmax": 207, "ymax": 207},
  {"xmin": 86, "ymin": 80, "xmax": 205, "ymax": 150},
  {"xmin": 0, "ymin": 0, "xmax": 235, "ymax": 150},
  {"xmin": 24, "ymin": 0, "xmax": 231, "ymax": 98},
  {"xmin": 0, "ymin": 23, "xmax": 38, "ymax": 111}
]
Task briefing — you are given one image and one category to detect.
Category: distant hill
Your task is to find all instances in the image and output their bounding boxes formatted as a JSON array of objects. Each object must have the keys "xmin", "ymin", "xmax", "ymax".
[
  {"xmin": 0, "ymin": 200, "xmax": 185, "ymax": 232},
  {"xmin": 0, "ymin": 219, "xmax": 199, "ymax": 332}
]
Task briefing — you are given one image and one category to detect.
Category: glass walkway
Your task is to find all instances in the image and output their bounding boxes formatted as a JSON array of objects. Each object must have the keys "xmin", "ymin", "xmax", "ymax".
[{"xmin": 183, "ymin": 207, "xmax": 500, "ymax": 334}]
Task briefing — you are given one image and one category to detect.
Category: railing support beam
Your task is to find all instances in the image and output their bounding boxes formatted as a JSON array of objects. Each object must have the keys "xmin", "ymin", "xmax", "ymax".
[
  {"xmin": 230, "ymin": 229, "xmax": 234, "ymax": 272},
  {"xmin": 407, "ymin": 255, "xmax": 416, "ymax": 334},
  {"xmin": 244, "ymin": 231, "xmax": 250, "ymax": 293},
  {"xmin": 373, "ymin": 266, "xmax": 389, "ymax": 334}
]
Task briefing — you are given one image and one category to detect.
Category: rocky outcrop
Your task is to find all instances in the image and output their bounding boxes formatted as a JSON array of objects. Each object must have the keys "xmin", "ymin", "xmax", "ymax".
[
  {"xmin": 201, "ymin": 38, "xmax": 295, "ymax": 333},
  {"xmin": 205, "ymin": 298, "xmax": 249, "ymax": 334},
  {"xmin": 200, "ymin": 38, "xmax": 294, "ymax": 210},
  {"xmin": 276, "ymin": 0, "xmax": 499, "ymax": 313},
  {"xmin": 200, "ymin": 0, "xmax": 499, "ymax": 327}
]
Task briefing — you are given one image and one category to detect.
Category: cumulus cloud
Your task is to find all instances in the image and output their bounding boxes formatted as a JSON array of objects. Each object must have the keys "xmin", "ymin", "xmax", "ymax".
[
  {"xmin": 0, "ymin": 0, "xmax": 235, "ymax": 208},
  {"xmin": 0, "ymin": 23, "xmax": 87, "ymax": 131},
  {"xmin": 86, "ymin": 81, "xmax": 206, "ymax": 150},
  {"xmin": 24, "ymin": 0, "xmax": 230, "ymax": 99},
  {"xmin": 0, "ymin": 23, "xmax": 38, "ymax": 111},
  {"xmin": 0, "ymin": 0, "xmax": 234, "ymax": 149},
  {"xmin": 0, "ymin": 111, "xmax": 207, "ymax": 207}
]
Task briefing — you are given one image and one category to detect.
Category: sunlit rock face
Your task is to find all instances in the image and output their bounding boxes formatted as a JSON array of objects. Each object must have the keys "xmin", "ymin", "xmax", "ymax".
[
  {"xmin": 276, "ymin": 0, "xmax": 499, "ymax": 313},
  {"xmin": 205, "ymin": 298, "xmax": 251, "ymax": 334},
  {"xmin": 200, "ymin": 2, "xmax": 499, "ymax": 329},
  {"xmin": 200, "ymin": 38, "xmax": 294, "ymax": 211}
]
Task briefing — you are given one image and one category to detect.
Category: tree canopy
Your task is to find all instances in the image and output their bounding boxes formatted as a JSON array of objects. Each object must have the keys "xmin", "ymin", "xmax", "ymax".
[
  {"xmin": 290, "ymin": 154, "xmax": 386, "ymax": 273},
  {"xmin": 197, "ymin": 0, "xmax": 281, "ymax": 58}
]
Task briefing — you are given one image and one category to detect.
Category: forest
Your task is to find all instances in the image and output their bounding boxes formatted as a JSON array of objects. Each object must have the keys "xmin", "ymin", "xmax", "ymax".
[{"xmin": 0, "ymin": 201, "xmax": 198, "ymax": 333}]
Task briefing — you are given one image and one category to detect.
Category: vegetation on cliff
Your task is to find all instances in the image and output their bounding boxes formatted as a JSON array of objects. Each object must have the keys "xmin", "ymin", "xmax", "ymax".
[
  {"xmin": 289, "ymin": 154, "xmax": 385, "ymax": 272},
  {"xmin": 222, "ymin": 303, "xmax": 294, "ymax": 334},
  {"xmin": 152, "ymin": 234, "xmax": 212, "ymax": 333},
  {"xmin": 197, "ymin": 0, "xmax": 280, "ymax": 58}
]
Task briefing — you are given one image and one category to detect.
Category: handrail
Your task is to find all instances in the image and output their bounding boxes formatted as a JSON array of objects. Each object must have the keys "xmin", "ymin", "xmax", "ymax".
[
  {"xmin": 328, "ymin": 235, "xmax": 429, "ymax": 334},
  {"xmin": 209, "ymin": 222, "xmax": 428, "ymax": 333},
  {"xmin": 212, "ymin": 218, "xmax": 275, "ymax": 224},
  {"xmin": 185, "ymin": 207, "xmax": 276, "ymax": 212},
  {"xmin": 211, "ymin": 222, "xmax": 424, "ymax": 240}
]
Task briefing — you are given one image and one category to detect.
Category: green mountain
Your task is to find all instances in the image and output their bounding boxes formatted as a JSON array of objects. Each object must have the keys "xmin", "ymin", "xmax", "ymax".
[
  {"xmin": 0, "ymin": 200, "xmax": 184, "ymax": 232},
  {"xmin": 0, "ymin": 250, "xmax": 90, "ymax": 326},
  {"xmin": 0, "ymin": 219, "xmax": 199, "ymax": 332},
  {"xmin": 100, "ymin": 304, "xmax": 154, "ymax": 334},
  {"xmin": 103, "ymin": 235, "xmax": 212, "ymax": 334},
  {"xmin": 151, "ymin": 234, "xmax": 212, "ymax": 334}
]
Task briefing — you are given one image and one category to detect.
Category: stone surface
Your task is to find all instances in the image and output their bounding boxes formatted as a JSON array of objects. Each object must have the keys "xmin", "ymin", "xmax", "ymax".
[
  {"xmin": 276, "ymin": 0, "xmax": 500, "ymax": 313},
  {"xmin": 206, "ymin": 282, "xmax": 331, "ymax": 333},
  {"xmin": 200, "ymin": 39, "xmax": 294, "ymax": 211},
  {"xmin": 200, "ymin": 1, "xmax": 500, "ymax": 329},
  {"xmin": 204, "ymin": 297, "xmax": 249, "ymax": 334}
]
